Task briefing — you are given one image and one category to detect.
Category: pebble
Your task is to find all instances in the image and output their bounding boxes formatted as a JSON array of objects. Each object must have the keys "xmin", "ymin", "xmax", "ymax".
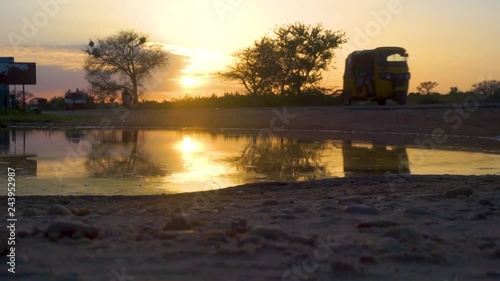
[
  {"xmin": 47, "ymin": 205, "xmax": 74, "ymax": 216},
  {"xmin": 479, "ymin": 199, "xmax": 495, "ymax": 207},
  {"xmin": 16, "ymin": 254, "xmax": 29, "ymax": 265},
  {"xmin": 45, "ymin": 221, "xmax": 98, "ymax": 241},
  {"xmin": 231, "ymin": 218, "xmax": 248, "ymax": 233},
  {"xmin": 215, "ymin": 247, "xmax": 249, "ymax": 256},
  {"xmin": 478, "ymin": 240, "xmax": 495, "ymax": 250},
  {"xmin": 473, "ymin": 212, "xmax": 491, "ymax": 220},
  {"xmin": 262, "ymin": 199, "xmax": 280, "ymax": 206},
  {"xmin": 357, "ymin": 220, "xmax": 399, "ymax": 229},
  {"xmin": 22, "ymin": 208, "xmax": 38, "ymax": 217},
  {"xmin": 259, "ymin": 207, "xmax": 274, "ymax": 213},
  {"xmin": 376, "ymin": 196, "xmax": 393, "ymax": 202},
  {"xmin": 290, "ymin": 234, "xmax": 316, "ymax": 247},
  {"xmin": 319, "ymin": 206, "xmax": 336, "ymax": 212},
  {"xmin": 152, "ymin": 230, "xmax": 196, "ymax": 240},
  {"xmin": 494, "ymin": 248, "xmax": 500, "ymax": 258},
  {"xmin": 403, "ymin": 206, "xmax": 432, "ymax": 216},
  {"xmin": 359, "ymin": 256, "xmax": 376, "ymax": 263},
  {"xmin": 74, "ymin": 208, "xmax": 92, "ymax": 217},
  {"xmin": 164, "ymin": 215, "xmax": 192, "ymax": 231},
  {"xmin": 17, "ymin": 229, "xmax": 30, "ymax": 238},
  {"xmin": 373, "ymin": 237, "xmax": 403, "ymax": 253},
  {"xmin": 330, "ymin": 259, "xmax": 359, "ymax": 276},
  {"xmin": 337, "ymin": 196, "xmax": 364, "ymax": 204},
  {"xmin": 237, "ymin": 235, "xmax": 262, "ymax": 247},
  {"xmin": 0, "ymin": 237, "xmax": 8, "ymax": 256},
  {"xmin": 282, "ymin": 199, "xmax": 296, "ymax": 205},
  {"xmin": 445, "ymin": 187, "xmax": 473, "ymax": 198},
  {"xmin": 280, "ymin": 209, "xmax": 294, "ymax": 214},
  {"xmin": 343, "ymin": 205, "xmax": 379, "ymax": 215},
  {"xmin": 250, "ymin": 226, "xmax": 290, "ymax": 241},
  {"xmin": 32, "ymin": 226, "xmax": 45, "ymax": 236},
  {"xmin": 293, "ymin": 206, "xmax": 308, "ymax": 213},
  {"xmin": 202, "ymin": 232, "xmax": 228, "ymax": 243},
  {"xmin": 270, "ymin": 214, "xmax": 299, "ymax": 220},
  {"xmin": 383, "ymin": 226, "xmax": 421, "ymax": 243},
  {"xmin": 485, "ymin": 271, "xmax": 500, "ymax": 278}
]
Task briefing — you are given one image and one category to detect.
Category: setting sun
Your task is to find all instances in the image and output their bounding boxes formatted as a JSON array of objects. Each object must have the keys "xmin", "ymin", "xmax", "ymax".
[{"xmin": 180, "ymin": 76, "xmax": 201, "ymax": 88}]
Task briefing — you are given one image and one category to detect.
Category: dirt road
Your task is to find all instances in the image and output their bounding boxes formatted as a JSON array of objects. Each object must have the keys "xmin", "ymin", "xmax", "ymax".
[{"xmin": 44, "ymin": 106, "xmax": 500, "ymax": 138}]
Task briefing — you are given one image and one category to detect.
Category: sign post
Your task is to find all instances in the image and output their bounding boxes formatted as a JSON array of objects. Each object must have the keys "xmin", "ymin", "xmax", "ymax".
[
  {"xmin": 22, "ymin": 85, "xmax": 26, "ymax": 114},
  {"xmin": 3, "ymin": 84, "xmax": 7, "ymax": 114}
]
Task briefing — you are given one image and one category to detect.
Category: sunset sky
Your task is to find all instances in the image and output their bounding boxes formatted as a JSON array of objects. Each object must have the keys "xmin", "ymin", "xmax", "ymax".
[{"xmin": 1, "ymin": 0, "xmax": 499, "ymax": 100}]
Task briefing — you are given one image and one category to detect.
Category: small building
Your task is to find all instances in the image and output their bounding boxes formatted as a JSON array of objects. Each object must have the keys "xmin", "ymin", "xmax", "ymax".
[
  {"xmin": 27, "ymin": 97, "xmax": 48, "ymax": 113},
  {"xmin": 64, "ymin": 88, "xmax": 86, "ymax": 110}
]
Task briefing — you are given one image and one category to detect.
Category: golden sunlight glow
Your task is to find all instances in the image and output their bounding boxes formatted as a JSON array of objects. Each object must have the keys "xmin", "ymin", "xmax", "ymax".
[
  {"xmin": 180, "ymin": 76, "xmax": 201, "ymax": 88},
  {"xmin": 168, "ymin": 134, "xmax": 236, "ymax": 187},
  {"xmin": 176, "ymin": 136, "xmax": 201, "ymax": 154}
]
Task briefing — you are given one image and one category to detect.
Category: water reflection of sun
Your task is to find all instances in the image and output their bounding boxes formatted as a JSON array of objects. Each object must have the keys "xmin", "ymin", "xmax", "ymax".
[
  {"xmin": 176, "ymin": 136, "xmax": 201, "ymax": 154},
  {"xmin": 170, "ymin": 135, "xmax": 234, "ymax": 187}
]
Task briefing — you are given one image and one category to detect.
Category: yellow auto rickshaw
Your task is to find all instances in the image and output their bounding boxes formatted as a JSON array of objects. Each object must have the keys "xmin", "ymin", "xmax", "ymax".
[{"xmin": 343, "ymin": 47, "xmax": 410, "ymax": 105}]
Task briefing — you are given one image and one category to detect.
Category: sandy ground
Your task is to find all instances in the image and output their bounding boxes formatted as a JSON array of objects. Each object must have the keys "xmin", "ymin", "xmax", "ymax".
[
  {"xmin": 1, "ymin": 176, "xmax": 499, "ymax": 281},
  {"xmin": 1, "ymin": 107, "xmax": 499, "ymax": 280}
]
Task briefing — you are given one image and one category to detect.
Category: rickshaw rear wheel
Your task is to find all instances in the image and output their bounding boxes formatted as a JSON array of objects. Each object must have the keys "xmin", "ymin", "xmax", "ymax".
[
  {"xmin": 343, "ymin": 90, "xmax": 352, "ymax": 106},
  {"xmin": 394, "ymin": 91, "xmax": 407, "ymax": 105}
]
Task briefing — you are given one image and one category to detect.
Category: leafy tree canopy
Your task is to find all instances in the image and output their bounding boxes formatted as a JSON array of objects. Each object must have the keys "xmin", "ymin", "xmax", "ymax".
[{"xmin": 219, "ymin": 22, "xmax": 346, "ymax": 96}]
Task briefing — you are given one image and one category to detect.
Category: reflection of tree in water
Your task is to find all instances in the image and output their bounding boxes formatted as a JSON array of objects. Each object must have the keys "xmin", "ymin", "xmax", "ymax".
[
  {"xmin": 85, "ymin": 130, "xmax": 167, "ymax": 178},
  {"xmin": 232, "ymin": 137, "xmax": 329, "ymax": 181}
]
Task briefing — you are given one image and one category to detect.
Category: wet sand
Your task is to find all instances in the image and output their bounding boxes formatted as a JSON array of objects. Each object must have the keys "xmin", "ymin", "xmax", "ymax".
[{"xmin": 1, "ymin": 175, "xmax": 500, "ymax": 281}]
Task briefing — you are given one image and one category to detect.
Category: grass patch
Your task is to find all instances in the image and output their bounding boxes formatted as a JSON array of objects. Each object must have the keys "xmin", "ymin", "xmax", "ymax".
[{"xmin": 0, "ymin": 112, "xmax": 83, "ymax": 124}]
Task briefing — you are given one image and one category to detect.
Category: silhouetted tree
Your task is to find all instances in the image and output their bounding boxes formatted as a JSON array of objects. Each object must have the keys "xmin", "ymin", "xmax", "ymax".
[
  {"xmin": 448, "ymin": 86, "xmax": 460, "ymax": 95},
  {"xmin": 10, "ymin": 90, "xmax": 35, "ymax": 109},
  {"xmin": 273, "ymin": 22, "xmax": 346, "ymax": 95},
  {"xmin": 48, "ymin": 96, "xmax": 65, "ymax": 110},
  {"xmin": 218, "ymin": 37, "xmax": 277, "ymax": 96},
  {"xmin": 472, "ymin": 80, "xmax": 500, "ymax": 97},
  {"xmin": 84, "ymin": 30, "xmax": 169, "ymax": 107},
  {"xmin": 219, "ymin": 22, "xmax": 346, "ymax": 96},
  {"xmin": 416, "ymin": 81, "xmax": 439, "ymax": 95}
]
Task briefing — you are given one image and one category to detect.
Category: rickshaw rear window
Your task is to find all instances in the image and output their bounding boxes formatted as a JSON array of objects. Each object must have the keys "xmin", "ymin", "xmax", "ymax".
[{"xmin": 378, "ymin": 52, "xmax": 408, "ymax": 66}]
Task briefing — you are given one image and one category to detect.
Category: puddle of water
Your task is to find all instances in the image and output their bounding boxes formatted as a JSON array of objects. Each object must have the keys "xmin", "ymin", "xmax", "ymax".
[{"xmin": 0, "ymin": 129, "xmax": 498, "ymax": 196}]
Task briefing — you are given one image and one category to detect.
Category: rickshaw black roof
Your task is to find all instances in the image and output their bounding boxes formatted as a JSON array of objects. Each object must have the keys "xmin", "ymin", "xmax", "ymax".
[
  {"xmin": 347, "ymin": 47, "xmax": 407, "ymax": 59},
  {"xmin": 343, "ymin": 47, "xmax": 408, "ymax": 77}
]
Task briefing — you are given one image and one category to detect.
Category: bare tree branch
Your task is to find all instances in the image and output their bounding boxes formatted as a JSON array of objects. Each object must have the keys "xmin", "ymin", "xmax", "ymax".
[{"xmin": 84, "ymin": 30, "xmax": 169, "ymax": 107}]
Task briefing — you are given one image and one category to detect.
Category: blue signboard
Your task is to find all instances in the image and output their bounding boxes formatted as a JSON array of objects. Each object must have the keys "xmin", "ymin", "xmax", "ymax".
[
  {"xmin": 0, "ymin": 57, "xmax": 14, "ymax": 111},
  {"xmin": 0, "ymin": 63, "xmax": 37, "ymax": 85}
]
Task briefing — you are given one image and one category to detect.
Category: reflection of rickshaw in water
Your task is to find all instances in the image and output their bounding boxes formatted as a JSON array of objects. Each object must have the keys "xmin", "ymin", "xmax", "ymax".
[
  {"xmin": 341, "ymin": 140, "xmax": 410, "ymax": 176},
  {"xmin": 343, "ymin": 46, "xmax": 410, "ymax": 105},
  {"xmin": 65, "ymin": 130, "xmax": 86, "ymax": 144}
]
